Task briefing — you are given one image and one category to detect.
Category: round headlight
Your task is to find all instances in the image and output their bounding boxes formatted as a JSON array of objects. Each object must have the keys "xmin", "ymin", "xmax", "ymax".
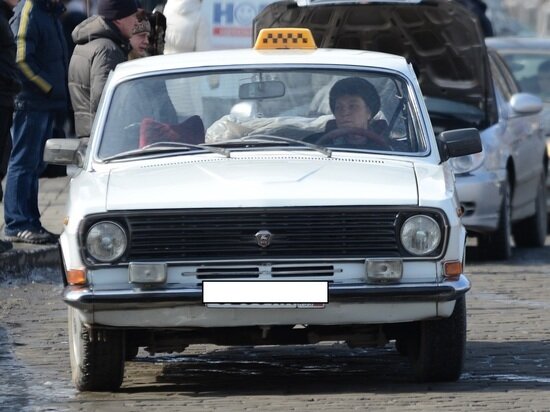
[
  {"xmin": 86, "ymin": 221, "xmax": 127, "ymax": 262},
  {"xmin": 400, "ymin": 215, "xmax": 442, "ymax": 256}
]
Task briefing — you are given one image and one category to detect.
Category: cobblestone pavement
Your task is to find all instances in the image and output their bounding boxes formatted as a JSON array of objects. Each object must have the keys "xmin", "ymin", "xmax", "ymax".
[{"xmin": 1, "ymin": 246, "xmax": 549, "ymax": 412}]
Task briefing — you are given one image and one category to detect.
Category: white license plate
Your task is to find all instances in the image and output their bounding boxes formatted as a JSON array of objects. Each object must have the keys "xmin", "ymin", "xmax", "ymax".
[{"xmin": 202, "ymin": 281, "xmax": 328, "ymax": 304}]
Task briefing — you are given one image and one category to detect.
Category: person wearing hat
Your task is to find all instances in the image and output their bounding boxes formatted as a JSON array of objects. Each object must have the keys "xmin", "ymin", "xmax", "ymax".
[
  {"xmin": 128, "ymin": 17, "xmax": 150, "ymax": 60},
  {"xmin": 306, "ymin": 77, "xmax": 390, "ymax": 149},
  {"xmin": 329, "ymin": 77, "xmax": 381, "ymax": 131},
  {"xmin": 68, "ymin": 0, "xmax": 142, "ymax": 139}
]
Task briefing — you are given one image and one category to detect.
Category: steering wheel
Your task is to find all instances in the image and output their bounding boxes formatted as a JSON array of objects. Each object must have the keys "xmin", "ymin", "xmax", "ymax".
[{"xmin": 317, "ymin": 127, "xmax": 392, "ymax": 150}]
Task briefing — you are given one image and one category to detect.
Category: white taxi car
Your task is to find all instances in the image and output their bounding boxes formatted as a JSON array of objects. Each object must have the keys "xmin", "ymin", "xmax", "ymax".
[{"xmin": 45, "ymin": 28, "xmax": 481, "ymax": 391}]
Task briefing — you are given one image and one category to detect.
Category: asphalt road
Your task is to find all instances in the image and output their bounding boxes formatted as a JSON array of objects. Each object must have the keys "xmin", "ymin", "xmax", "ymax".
[{"xmin": 0, "ymin": 244, "xmax": 549, "ymax": 412}]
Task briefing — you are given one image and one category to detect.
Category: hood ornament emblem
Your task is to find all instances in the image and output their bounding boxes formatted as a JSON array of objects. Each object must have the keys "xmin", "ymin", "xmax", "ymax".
[{"xmin": 255, "ymin": 230, "xmax": 273, "ymax": 248}]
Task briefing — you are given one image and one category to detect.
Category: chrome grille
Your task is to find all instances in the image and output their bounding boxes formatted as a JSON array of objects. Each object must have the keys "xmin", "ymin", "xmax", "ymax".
[
  {"xmin": 188, "ymin": 264, "xmax": 340, "ymax": 280},
  {"xmin": 123, "ymin": 207, "xmax": 399, "ymax": 261}
]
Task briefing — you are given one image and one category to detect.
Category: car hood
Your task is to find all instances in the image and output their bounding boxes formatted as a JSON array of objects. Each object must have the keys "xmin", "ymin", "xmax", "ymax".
[
  {"xmin": 105, "ymin": 155, "xmax": 419, "ymax": 210},
  {"xmin": 254, "ymin": 0, "xmax": 493, "ymax": 128}
]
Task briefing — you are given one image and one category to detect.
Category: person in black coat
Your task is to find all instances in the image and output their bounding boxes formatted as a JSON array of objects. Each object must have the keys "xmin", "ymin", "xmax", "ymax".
[
  {"xmin": 0, "ymin": 0, "xmax": 19, "ymax": 253},
  {"xmin": 455, "ymin": 0, "xmax": 494, "ymax": 37}
]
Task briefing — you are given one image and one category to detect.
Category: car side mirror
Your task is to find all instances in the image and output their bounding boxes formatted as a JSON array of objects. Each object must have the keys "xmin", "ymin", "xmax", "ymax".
[
  {"xmin": 509, "ymin": 93, "xmax": 543, "ymax": 115},
  {"xmin": 44, "ymin": 138, "xmax": 88, "ymax": 167},
  {"xmin": 436, "ymin": 128, "xmax": 482, "ymax": 163}
]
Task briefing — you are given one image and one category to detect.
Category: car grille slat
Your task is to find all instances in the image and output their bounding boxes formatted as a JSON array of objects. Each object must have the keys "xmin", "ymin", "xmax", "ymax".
[{"xmin": 123, "ymin": 207, "xmax": 400, "ymax": 260}]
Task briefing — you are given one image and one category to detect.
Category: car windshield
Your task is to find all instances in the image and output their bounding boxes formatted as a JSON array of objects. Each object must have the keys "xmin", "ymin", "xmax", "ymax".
[
  {"xmin": 500, "ymin": 52, "xmax": 550, "ymax": 102},
  {"xmin": 98, "ymin": 68, "xmax": 428, "ymax": 160}
]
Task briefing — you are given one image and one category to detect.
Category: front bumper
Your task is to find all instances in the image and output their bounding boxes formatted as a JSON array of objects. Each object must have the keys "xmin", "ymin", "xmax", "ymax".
[
  {"xmin": 64, "ymin": 275, "xmax": 470, "ymax": 310},
  {"xmin": 63, "ymin": 276, "xmax": 470, "ymax": 327},
  {"xmin": 455, "ymin": 169, "xmax": 505, "ymax": 233}
]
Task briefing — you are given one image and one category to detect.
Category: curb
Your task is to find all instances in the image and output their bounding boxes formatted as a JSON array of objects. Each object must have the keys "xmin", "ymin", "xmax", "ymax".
[{"xmin": 0, "ymin": 245, "xmax": 62, "ymax": 285}]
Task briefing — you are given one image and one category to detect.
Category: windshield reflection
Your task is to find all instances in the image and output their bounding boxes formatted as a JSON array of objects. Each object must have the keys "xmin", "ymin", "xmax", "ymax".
[{"xmin": 98, "ymin": 69, "xmax": 427, "ymax": 159}]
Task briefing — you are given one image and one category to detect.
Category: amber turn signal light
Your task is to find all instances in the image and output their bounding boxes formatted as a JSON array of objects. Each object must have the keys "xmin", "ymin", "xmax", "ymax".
[
  {"xmin": 443, "ymin": 261, "xmax": 462, "ymax": 280},
  {"xmin": 66, "ymin": 268, "xmax": 87, "ymax": 285}
]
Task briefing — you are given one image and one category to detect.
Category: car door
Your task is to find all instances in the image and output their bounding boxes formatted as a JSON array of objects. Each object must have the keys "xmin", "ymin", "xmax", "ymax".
[{"xmin": 488, "ymin": 50, "xmax": 544, "ymax": 218}]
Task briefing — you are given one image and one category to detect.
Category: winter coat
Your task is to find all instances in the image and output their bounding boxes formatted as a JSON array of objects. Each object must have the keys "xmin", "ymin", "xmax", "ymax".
[
  {"xmin": 10, "ymin": 0, "xmax": 68, "ymax": 111},
  {"xmin": 68, "ymin": 15, "xmax": 131, "ymax": 138},
  {"xmin": 163, "ymin": 0, "xmax": 209, "ymax": 53},
  {"xmin": 0, "ymin": 1, "xmax": 20, "ymax": 108}
]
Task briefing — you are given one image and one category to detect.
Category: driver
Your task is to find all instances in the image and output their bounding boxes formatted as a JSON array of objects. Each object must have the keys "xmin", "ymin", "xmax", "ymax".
[
  {"xmin": 331, "ymin": 77, "xmax": 380, "ymax": 130},
  {"xmin": 306, "ymin": 77, "xmax": 388, "ymax": 148}
]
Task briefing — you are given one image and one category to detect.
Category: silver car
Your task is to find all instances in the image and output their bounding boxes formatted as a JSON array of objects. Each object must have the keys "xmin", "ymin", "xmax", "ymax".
[
  {"xmin": 485, "ymin": 36, "xmax": 550, "ymax": 214},
  {"xmin": 255, "ymin": 0, "xmax": 548, "ymax": 260}
]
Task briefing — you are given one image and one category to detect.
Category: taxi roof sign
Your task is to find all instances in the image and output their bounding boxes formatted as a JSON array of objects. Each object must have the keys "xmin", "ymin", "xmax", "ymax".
[{"xmin": 254, "ymin": 28, "xmax": 317, "ymax": 50}]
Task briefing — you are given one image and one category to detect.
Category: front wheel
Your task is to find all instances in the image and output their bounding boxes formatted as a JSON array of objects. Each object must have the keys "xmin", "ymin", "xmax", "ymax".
[
  {"xmin": 68, "ymin": 307, "xmax": 125, "ymax": 391},
  {"xmin": 478, "ymin": 178, "xmax": 512, "ymax": 260},
  {"xmin": 408, "ymin": 297, "xmax": 467, "ymax": 382},
  {"xmin": 513, "ymin": 172, "xmax": 547, "ymax": 247}
]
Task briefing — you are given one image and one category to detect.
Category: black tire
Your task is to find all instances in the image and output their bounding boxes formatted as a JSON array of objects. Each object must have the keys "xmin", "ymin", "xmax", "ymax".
[
  {"xmin": 408, "ymin": 297, "xmax": 467, "ymax": 382},
  {"xmin": 125, "ymin": 344, "xmax": 139, "ymax": 361},
  {"xmin": 478, "ymin": 178, "xmax": 512, "ymax": 260},
  {"xmin": 395, "ymin": 338, "xmax": 408, "ymax": 356},
  {"xmin": 68, "ymin": 307, "xmax": 125, "ymax": 391},
  {"xmin": 513, "ymin": 172, "xmax": 547, "ymax": 247}
]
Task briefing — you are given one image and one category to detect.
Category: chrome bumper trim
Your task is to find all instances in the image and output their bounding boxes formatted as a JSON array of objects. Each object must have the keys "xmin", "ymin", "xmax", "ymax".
[{"xmin": 64, "ymin": 275, "xmax": 470, "ymax": 310}]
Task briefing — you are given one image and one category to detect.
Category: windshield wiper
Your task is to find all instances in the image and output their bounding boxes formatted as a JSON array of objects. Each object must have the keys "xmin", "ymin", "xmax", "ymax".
[
  {"xmin": 103, "ymin": 141, "xmax": 230, "ymax": 162},
  {"xmin": 213, "ymin": 134, "xmax": 332, "ymax": 157}
]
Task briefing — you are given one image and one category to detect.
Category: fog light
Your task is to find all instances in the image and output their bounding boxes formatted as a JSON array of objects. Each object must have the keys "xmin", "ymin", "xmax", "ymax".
[
  {"xmin": 129, "ymin": 263, "xmax": 167, "ymax": 284},
  {"xmin": 365, "ymin": 259, "xmax": 403, "ymax": 283}
]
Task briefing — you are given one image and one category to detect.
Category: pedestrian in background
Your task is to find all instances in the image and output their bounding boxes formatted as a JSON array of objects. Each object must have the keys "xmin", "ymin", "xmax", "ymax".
[
  {"xmin": 163, "ymin": 0, "xmax": 208, "ymax": 53},
  {"xmin": 61, "ymin": 0, "xmax": 86, "ymax": 67},
  {"xmin": 128, "ymin": 15, "xmax": 150, "ymax": 59},
  {"xmin": 455, "ymin": 0, "xmax": 494, "ymax": 37},
  {"xmin": 56, "ymin": 0, "xmax": 86, "ymax": 139},
  {"xmin": 0, "ymin": 0, "xmax": 19, "ymax": 253},
  {"xmin": 163, "ymin": 0, "xmax": 213, "ymax": 118},
  {"xmin": 4, "ymin": 0, "xmax": 68, "ymax": 245},
  {"xmin": 147, "ymin": 7, "xmax": 166, "ymax": 56},
  {"xmin": 68, "ymin": 0, "xmax": 141, "ymax": 139}
]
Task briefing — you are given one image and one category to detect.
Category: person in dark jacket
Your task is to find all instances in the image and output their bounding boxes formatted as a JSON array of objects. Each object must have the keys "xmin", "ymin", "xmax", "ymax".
[
  {"xmin": 147, "ymin": 8, "xmax": 166, "ymax": 56},
  {"xmin": 0, "ymin": 0, "xmax": 19, "ymax": 253},
  {"xmin": 455, "ymin": 0, "xmax": 494, "ymax": 37},
  {"xmin": 3, "ymin": 0, "xmax": 68, "ymax": 244},
  {"xmin": 56, "ymin": 0, "xmax": 86, "ymax": 139},
  {"xmin": 68, "ymin": 0, "xmax": 141, "ymax": 139}
]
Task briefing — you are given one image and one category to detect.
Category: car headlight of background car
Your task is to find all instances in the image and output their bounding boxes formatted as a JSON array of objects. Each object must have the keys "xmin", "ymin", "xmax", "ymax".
[
  {"xmin": 85, "ymin": 221, "xmax": 127, "ymax": 262},
  {"xmin": 448, "ymin": 151, "xmax": 485, "ymax": 174},
  {"xmin": 400, "ymin": 215, "xmax": 442, "ymax": 256}
]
